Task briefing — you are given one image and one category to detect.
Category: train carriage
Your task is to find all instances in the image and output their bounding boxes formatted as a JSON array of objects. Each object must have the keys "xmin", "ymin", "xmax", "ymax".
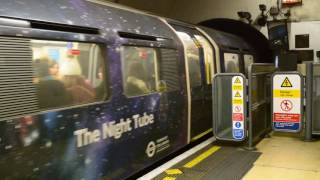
[
  {"xmin": 0, "ymin": 0, "xmax": 188, "ymax": 179},
  {"xmin": 0, "ymin": 0, "xmax": 268, "ymax": 179}
]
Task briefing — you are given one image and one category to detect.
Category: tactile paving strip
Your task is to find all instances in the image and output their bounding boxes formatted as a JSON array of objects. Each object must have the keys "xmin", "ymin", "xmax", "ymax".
[{"xmin": 154, "ymin": 146, "xmax": 261, "ymax": 180}]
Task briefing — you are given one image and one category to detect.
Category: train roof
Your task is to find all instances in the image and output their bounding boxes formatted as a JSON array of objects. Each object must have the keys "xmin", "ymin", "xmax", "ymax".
[
  {"xmin": 0, "ymin": 0, "xmax": 179, "ymax": 44},
  {"xmin": 199, "ymin": 26, "xmax": 254, "ymax": 53},
  {"xmin": 163, "ymin": 18, "xmax": 254, "ymax": 54}
]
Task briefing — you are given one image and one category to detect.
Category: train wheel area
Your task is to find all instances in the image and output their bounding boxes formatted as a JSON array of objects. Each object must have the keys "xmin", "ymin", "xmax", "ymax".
[{"xmin": 138, "ymin": 133, "xmax": 320, "ymax": 180}]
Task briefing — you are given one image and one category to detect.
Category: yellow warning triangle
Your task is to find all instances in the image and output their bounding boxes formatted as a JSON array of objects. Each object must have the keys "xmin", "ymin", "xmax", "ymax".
[
  {"xmin": 281, "ymin": 77, "xmax": 293, "ymax": 87},
  {"xmin": 234, "ymin": 77, "xmax": 241, "ymax": 84},
  {"xmin": 235, "ymin": 91, "xmax": 241, "ymax": 97}
]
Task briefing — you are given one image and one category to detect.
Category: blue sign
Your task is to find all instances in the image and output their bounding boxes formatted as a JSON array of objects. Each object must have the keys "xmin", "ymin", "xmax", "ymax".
[
  {"xmin": 273, "ymin": 122, "xmax": 300, "ymax": 131},
  {"xmin": 233, "ymin": 129, "xmax": 244, "ymax": 140},
  {"xmin": 235, "ymin": 122, "xmax": 241, "ymax": 128}
]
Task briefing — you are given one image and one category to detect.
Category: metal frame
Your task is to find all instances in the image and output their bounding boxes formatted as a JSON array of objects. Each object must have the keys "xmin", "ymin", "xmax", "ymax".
[
  {"xmin": 247, "ymin": 63, "xmax": 275, "ymax": 150},
  {"xmin": 311, "ymin": 63, "xmax": 320, "ymax": 134},
  {"xmin": 305, "ymin": 62, "xmax": 313, "ymax": 140},
  {"xmin": 271, "ymin": 71, "xmax": 304, "ymax": 133},
  {"xmin": 212, "ymin": 73, "xmax": 247, "ymax": 142}
]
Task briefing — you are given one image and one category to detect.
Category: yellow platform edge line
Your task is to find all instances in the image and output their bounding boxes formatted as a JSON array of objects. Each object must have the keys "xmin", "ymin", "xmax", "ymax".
[
  {"xmin": 162, "ymin": 177, "xmax": 176, "ymax": 180},
  {"xmin": 165, "ymin": 168, "xmax": 183, "ymax": 175},
  {"xmin": 183, "ymin": 145, "xmax": 221, "ymax": 168},
  {"xmin": 191, "ymin": 128, "xmax": 213, "ymax": 141}
]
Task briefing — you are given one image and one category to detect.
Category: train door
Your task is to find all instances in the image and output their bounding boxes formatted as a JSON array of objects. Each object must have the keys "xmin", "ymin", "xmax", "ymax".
[
  {"xmin": 170, "ymin": 24, "xmax": 210, "ymax": 141},
  {"xmin": 223, "ymin": 53, "xmax": 241, "ymax": 73},
  {"xmin": 244, "ymin": 54, "xmax": 254, "ymax": 75},
  {"xmin": 193, "ymin": 34, "xmax": 216, "ymax": 140}
]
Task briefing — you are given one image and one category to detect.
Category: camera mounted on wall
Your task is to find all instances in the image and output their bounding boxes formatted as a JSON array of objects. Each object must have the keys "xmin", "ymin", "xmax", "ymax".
[
  {"xmin": 237, "ymin": 11, "xmax": 252, "ymax": 24},
  {"xmin": 256, "ymin": 4, "xmax": 268, "ymax": 26}
]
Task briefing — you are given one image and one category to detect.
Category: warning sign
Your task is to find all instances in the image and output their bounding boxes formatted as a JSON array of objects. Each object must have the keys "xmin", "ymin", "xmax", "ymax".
[
  {"xmin": 234, "ymin": 77, "xmax": 241, "ymax": 84},
  {"xmin": 280, "ymin": 100, "xmax": 293, "ymax": 112},
  {"xmin": 234, "ymin": 91, "xmax": 242, "ymax": 98},
  {"xmin": 272, "ymin": 73, "xmax": 302, "ymax": 132},
  {"xmin": 232, "ymin": 76, "xmax": 245, "ymax": 140},
  {"xmin": 281, "ymin": 77, "xmax": 293, "ymax": 87},
  {"xmin": 234, "ymin": 105, "xmax": 242, "ymax": 112}
]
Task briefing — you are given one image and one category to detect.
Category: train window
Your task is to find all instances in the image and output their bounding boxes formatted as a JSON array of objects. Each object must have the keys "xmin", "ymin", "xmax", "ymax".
[
  {"xmin": 224, "ymin": 53, "xmax": 240, "ymax": 73},
  {"xmin": 195, "ymin": 35, "xmax": 214, "ymax": 84},
  {"xmin": 176, "ymin": 31, "xmax": 202, "ymax": 87},
  {"xmin": 32, "ymin": 40, "xmax": 107, "ymax": 109},
  {"xmin": 121, "ymin": 46, "xmax": 159, "ymax": 97},
  {"xmin": 244, "ymin": 54, "xmax": 254, "ymax": 75}
]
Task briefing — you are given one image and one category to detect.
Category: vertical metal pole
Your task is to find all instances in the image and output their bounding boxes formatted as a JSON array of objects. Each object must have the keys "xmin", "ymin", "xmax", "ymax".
[
  {"xmin": 305, "ymin": 62, "xmax": 313, "ymax": 141},
  {"xmin": 246, "ymin": 65, "xmax": 256, "ymax": 150},
  {"xmin": 248, "ymin": 76, "xmax": 253, "ymax": 149}
]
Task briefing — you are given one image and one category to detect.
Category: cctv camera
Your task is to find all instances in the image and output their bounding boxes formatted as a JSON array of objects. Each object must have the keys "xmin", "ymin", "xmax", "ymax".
[{"xmin": 259, "ymin": 4, "xmax": 266, "ymax": 11}]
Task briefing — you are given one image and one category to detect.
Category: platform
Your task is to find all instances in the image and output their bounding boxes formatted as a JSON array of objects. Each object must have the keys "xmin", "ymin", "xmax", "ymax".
[{"xmin": 140, "ymin": 133, "xmax": 320, "ymax": 180}]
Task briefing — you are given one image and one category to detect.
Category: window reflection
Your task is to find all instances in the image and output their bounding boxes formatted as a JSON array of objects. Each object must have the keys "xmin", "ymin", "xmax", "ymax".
[
  {"xmin": 224, "ymin": 53, "xmax": 240, "ymax": 73},
  {"xmin": 195, "ymin": 35, "xmax": 214, "ymax": 84},
  {"xmin": 32, "ymin": 40, "xmax": 106, "ymax": 109},
  {"xmin": 121, "ymin": 46, "xmax": 159, "ymax": 97},
  {"xmin": 176, "ymin": 31, "xmax": 202, "ymax": 87}
]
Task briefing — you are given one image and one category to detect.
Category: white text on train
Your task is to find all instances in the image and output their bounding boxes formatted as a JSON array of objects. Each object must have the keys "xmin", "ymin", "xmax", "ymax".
[{"xmin": 74, "ymin": 113, "xmax": 154, "ymax": 148}]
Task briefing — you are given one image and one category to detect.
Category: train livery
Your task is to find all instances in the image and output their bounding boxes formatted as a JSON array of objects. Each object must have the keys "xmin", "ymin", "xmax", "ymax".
[{"xmin": 0, "ymin": 0, "xmax": 270, "ymax": 179}]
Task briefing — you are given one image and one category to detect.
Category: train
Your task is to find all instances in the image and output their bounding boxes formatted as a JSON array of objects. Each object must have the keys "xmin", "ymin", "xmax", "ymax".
[{"xmin": 0, "ymin": 0, "xmax": 272, "ymax": 179}]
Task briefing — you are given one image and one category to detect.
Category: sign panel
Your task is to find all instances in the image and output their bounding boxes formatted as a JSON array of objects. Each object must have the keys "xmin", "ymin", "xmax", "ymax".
[
  {"xmin": 272, "ymin": 73, "xmax": 302, "ymax": 132},
  {"xmin": 232, "ymin": 76, "xmax": 245, "ymax": 139}
]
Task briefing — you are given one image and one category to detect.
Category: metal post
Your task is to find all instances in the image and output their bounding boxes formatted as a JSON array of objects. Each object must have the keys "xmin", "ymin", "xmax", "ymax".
[
  {"xmin": 305, "ymin": 62, "xmax": 313, "ymax": 141},
  {"xmin": 246, "ymin": 65, "xmax": 256, "ymax": 151}
]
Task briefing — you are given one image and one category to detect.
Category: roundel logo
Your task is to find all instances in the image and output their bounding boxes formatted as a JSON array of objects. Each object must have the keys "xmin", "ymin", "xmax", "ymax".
[{"xmin": 146, "ymin": 141, "xmax": 156, "ymax": 158}]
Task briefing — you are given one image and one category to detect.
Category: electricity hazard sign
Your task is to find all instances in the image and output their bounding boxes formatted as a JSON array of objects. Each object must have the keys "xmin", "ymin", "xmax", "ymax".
[
  {"xmin": 232, "ymin": 76, "xmax": 245, "ymax": 140},
  {"xmin": 281, "ymin": 77, "xmax": 293, "ymax": 87},
  {"xmin": 272, "ymin": 73, "xmax": 303, "ymax": 132}
]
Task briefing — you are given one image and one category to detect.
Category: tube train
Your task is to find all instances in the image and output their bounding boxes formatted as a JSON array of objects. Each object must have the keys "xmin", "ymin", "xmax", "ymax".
[{"xmin": 0, "ymin": 0, "xmax": 272, "ymax": 179}]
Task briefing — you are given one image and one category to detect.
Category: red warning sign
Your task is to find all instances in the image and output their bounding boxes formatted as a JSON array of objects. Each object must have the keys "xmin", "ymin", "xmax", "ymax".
[
  {"xmin": 280, "ymin": 100, "xmax": 293, "ymax": 112},
  {"xmin": 232, "ymin": 113, "xmax": 244, "ymax": 121},
  {"xmin": 273, "ymin": 113, "xmax": 300, "ymax": 122}
]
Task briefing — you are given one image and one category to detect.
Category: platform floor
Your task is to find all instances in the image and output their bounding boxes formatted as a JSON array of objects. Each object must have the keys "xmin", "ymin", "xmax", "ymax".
[
  {"xmin": 149, "ymin": 133, "xmax": 320, "ymax": 180},
  {"xmin": 244, "ymin": 133, "xmax": 320, "ymax": 180}
]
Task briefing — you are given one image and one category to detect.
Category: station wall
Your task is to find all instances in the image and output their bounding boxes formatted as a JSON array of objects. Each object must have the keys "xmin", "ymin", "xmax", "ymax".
[
  {"xmin": 168, "ymin": 0, "xmax": 320, "ymax": 23},
  {"xmin": 104, "ymin": 0, "xmax": 320, "ymax": 23}
]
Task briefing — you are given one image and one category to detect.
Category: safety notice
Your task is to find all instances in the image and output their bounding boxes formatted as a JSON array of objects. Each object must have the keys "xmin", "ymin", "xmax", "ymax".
[
  {"xmin": 232, "ymin": 76, "xmax": 245, "ymax": 140},
  {"xmin": 272, "ymin": 73, "xmax": 302, "ymax": 132}
]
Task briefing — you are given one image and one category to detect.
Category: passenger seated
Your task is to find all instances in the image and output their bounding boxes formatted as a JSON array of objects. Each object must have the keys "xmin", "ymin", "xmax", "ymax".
[
  {"xmin": 34, "ymin": 58, "xmax": 71, "ymax": 109},
  {"xmin": 125, "ymin": 62, "xmax": 150, "ymax": 96},
  {"xmin": 60, "ymin": 58, "xmax": 95, "ymax": 104}
]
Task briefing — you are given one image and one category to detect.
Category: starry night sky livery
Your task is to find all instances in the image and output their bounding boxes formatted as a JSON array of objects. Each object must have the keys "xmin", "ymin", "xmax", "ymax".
[{"xmin": 0, "ymin": 1, "xmax": 188, "ymax": 179}]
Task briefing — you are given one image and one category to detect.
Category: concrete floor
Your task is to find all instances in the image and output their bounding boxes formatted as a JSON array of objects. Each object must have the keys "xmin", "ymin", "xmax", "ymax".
[{"xmin": 243, "ymin": 133, "xmax": 320, "ymax": 180}]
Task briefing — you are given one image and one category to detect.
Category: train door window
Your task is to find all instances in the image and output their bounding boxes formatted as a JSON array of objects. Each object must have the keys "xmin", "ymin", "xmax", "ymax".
[
  {"xmin": 176, "ymin": 31, "xmax": 202, "ymax": 87},
  {"xmin": 32, "ymin": 40, "xmax": 107, "ymax": 109},
  {"xmin": 224, "ymin": 53, "xmax": 240, "ymax": 73},
  {"xmin": 121, "ymin": 46, "xmax": 159, "ymax": 97},
  {"xmin": 195, "ymin": 35, "xmax": 214, "ymax": 84},
  {"xmin": 244, "ymin": 54, "xmax": 254, "ymax": 75}
]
